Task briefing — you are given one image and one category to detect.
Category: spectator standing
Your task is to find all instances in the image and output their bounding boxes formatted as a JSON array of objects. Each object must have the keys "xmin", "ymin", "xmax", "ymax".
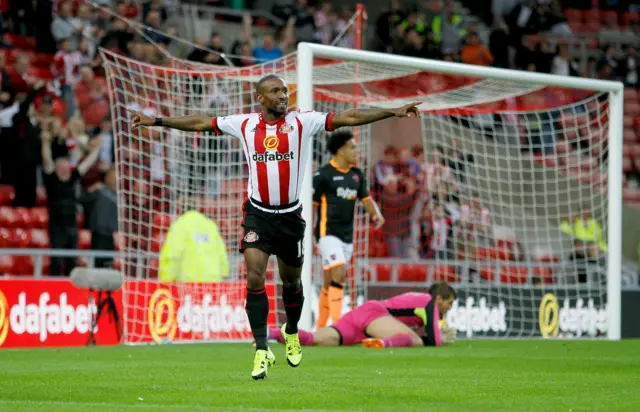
[
  {"xmin": 243, "ymin": 13, "xmax": 293, "ymax": 62},
  {"xmin": 619, "ymin": 45, "xmax": 639, "ymax": 88},
  {"xmin": 374, "ymin": 0, "xmax": 406, "ymax": 52},
  {"xmin": 81, "ymin": 167, "xmax": 118, "ymax": 268},
  {"xmin": 9, "ymin": 81, "xmax": 48, "ymax": 207},
  {"xmin": 432, "ymin": 0, "xmax": 465, "ymax": 57},
  {"xmin": 51, "ymin": 0, "xmax": 83, "ymax": 49},
  {"xmin": 52, "ymin": 37, "xmax": 83, "ymax": 120},
  {"xmin": 461, "ymin": 31, "xmax": 494, "ymax": 66},
  {"xmin": 41, "ymin": 132, "xmax": 102, "ymax": 276},
  {"xmin": 378, "ymin": 175, "xmax": 419, "ymax": 257}
]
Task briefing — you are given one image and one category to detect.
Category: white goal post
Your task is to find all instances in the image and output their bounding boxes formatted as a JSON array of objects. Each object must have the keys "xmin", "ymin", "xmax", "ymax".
[{"xmin": 296, "ymin": 42, "xmax": 623, "ymax": 341}]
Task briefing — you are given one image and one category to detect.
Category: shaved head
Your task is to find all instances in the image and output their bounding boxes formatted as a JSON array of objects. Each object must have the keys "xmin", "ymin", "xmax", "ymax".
[
  {"xmin": 256, "ymin": 75, "xmax": 289, "ymax": 118},
  {"xmin": 256, "ymin": 74, "xmax": 285, "ymax": 95}
]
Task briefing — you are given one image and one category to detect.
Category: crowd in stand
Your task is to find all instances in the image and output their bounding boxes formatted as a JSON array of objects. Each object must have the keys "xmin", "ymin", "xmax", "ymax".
[{"xmin": 0, "ymin": 0, "xmax": 633, "ymax": 277}]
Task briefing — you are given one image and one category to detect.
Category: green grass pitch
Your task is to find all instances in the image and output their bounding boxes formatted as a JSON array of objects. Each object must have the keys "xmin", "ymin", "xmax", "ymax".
[{"xmin": 0, "ymin": 340, "xmax": 639, "ymax": 412}]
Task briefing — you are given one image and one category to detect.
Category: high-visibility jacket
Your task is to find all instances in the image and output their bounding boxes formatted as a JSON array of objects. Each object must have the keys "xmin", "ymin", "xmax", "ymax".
[
  {"xmin": 560, "ymin": 217, "xmax": 608, "ymax": 252},
  {"xmin": 432, "ymin": 14, "xmax": 465, "ymax": 43},
  {"xmin": 159, "ymin": 211, "xmax": 230, "ymax": 283}
]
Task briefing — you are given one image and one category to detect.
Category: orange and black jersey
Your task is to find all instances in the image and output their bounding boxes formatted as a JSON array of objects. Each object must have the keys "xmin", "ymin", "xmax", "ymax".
[{"xmin": 313, "ymin": 160, "xmax": 370, "ymax": 244}]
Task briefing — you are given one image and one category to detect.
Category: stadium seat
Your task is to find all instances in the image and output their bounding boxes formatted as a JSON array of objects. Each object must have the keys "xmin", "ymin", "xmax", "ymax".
[
  {"xmin": 0, "ymin": 185, "xmax": 14, "ymax": 206},
  {"xmin": 563, "ymin": 9, "xmax": 582, "ymax": 21},
  {"xmin": 431, "ymin": 265, "xmax": 459, "ymax": 282},
  {"xmin": 624, "ymin": 130, "xmax": 637, "ymax": 143},
  {"xmin": 30, "ymin": 207, "xmax": 48, "ymax": 228},
  {"xmin": 373, "ymin": 263, "xmax": 393, "ymax": 282},
  {"xmin": 0, "ymin": 228, "xmax": 11, "ymax": 247},
  {"xmin": 625, "ymin": 102, "xmax": 640, "ymax": 116},
  {"xmin": 5, "ymin": 33, "xmax": 36, "ymax": 50},
  {"xmin": 499, "ymin": 266, "xmax": 529, "ymax": 283},
  {"xmin": 0, "ymin": 255, "xmax": 14, "ymax": 274},
  {"xmin": 624, "ymin": 88, "xmax": 638, "ymax": 101},
  {"xmin": 623, "ymin": 157, "xmax": 633, "ymax": 172},
  {"xmin": 13, "ymin": 255, "xmax": 34, "ymax": 276},
  {"xmin": 533, "ymin": 266, "xmax": 554, "ymax": 284},
  {"xmin": 30, "ymin": 229, "xmax": 49, "ymax": 248},
  {"xmin": 479, "ymin": 266, "xmax": 496, "ymax": 282},
  {"xmin": 150, "ymin": 231, "xmax": 167, "ymax": 253},
  {"xmin": 149, "ymin": 258, "xmax": 159, "ymax": 278},
  {"xmin": 583, "ymin": 8, "xmax": 600, "ymax": 22},
  {"xmin": 398, "ymin": 264, "xmax": 427, "ymax": 282},
  {"xmin": 78, "ymin": 229, "xmax": 91, "ymax": 250},
  {"xmin": 13, "ymin": 207, "xmax": 33, "ymax": 228},
  {"xmin": 622, "ymin": 11, "xmax": 639, "ymax": 26},
  {"xmin": 11, "ymin": 228, "xmax": 31, "ymax": 248},
  {"xmin": 582, "ymin": 21, "xmax": 602, "ymax": 33},
  {"xmin": 153, "ymin": 213, "xmax": 172, "ymax": 234},
  {"xmin": 0, "ymin": 206, "xmax": 18, "ymax": 228}
]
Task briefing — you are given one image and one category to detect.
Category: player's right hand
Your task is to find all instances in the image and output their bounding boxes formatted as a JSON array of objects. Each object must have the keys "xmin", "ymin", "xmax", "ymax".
[
  {"xmin": 372, "ymin": 214, "xmax": 385, "ymax": 229},
  {"xmin": 128, "ymin": 109, "xmax": 154, "ymax": 128}
]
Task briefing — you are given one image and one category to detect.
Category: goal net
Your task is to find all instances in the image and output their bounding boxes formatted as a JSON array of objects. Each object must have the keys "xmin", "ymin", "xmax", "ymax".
[{"xmin": 102, "ymin": 42, "xmax": 622, "ymax": 344}]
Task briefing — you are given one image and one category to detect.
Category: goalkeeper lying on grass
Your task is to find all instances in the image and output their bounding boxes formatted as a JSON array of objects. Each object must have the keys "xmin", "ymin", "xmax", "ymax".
[{"xmin": 269, "ymin": 281, "xmax": 457, "ymax": 348}]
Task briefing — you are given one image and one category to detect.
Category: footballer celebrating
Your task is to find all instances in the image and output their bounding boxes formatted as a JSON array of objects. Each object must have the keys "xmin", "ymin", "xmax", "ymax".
[
  {"xmin": 313, "ymin": 131, "xmax": 384, "ymax": 328},
  {"xmin": 130, "ymin": 74, "xmax": 422, "ymax": 380},
  {"xmin": 270, "ymin": 281, "xmax": 457, "ymax": 348}
]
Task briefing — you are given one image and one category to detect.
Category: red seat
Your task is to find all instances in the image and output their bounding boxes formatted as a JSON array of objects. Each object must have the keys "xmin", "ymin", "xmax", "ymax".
[
  {"xmin": 78, "ymin": 229, "xmax": 92, "ymax": 250},
  {"xmin": 13, "ymin": 207, "xmax": 33, "ymax": 228},
  {"xmin": 150, "ymin": 231, "xmax": 167, "ymax": 253},
  {"xmin": 398, "ymin": 264, "xmax": 427, "ymax": 282},
  {"xmin": 622, "ymin": 11, "xmax": 639, "ymax": 26},
  {"xmin": 564, "ymin": 9, "xmax": 582, "ymax": 22},
  {"xmin": 583, "ymin": 9, "xmax": 600, "ymax": 22},
  {"xmin": 0, "ymin": 255, "xmax": 14, "ymax": 274},
  {"xmin": 500, "ymin": 266, "xmax": 529, "ymax": 283},
  {"xmin": 431, "ymin": 265, "xmax": 458, "ymax": 282},
  {"xmin": 30, "ymin": 229, "xmax": 49, "ymax": 248},
  {"xmin": 0, "ymin": 228, "xmax": 11, "ymax": 247},
  {"xmin": 568, "ymin": 21, "xmax": 584, "ymax": 32},
  {"xmin": 533, "ymin": 266, "xmax": 554, "ymax": 284},
  {"xmin": 0, "ymin": 206, "xmax": 18, "ymax": 228},
  {"xmin": 149, "ymin": 258, "xmax": 159, "ymax": 278},
  {"xmin": 374, "ymin": 263, "xmax": 392, "ymax": 281},
  {"xmin": 479, "ymin": 266, "xmax": 496, "ymax": 282},
  {"xmin": 5, "ymin": 34, "xmax": 36, "ymax": 50},
  {"xmin": 11, "ymin": 228, "xmax": 31, "ymax": 248},
  {"xmin": 31, "ymin": 207, "xmax": 48, "ymax": 228},
  {"xmin": 0, "ymin": 185, "xmax": 14, "ymax": 206},
  {"xmin": 153, "ymin": 213, "xmax": 172, "ymax": 234},
  {"xmin": 13, "ymin": 255, "xmax": 34, "ymax": 275},
  {"xmin": 582, "ymin": 21, "xmax": 602, "ymax": 33}
]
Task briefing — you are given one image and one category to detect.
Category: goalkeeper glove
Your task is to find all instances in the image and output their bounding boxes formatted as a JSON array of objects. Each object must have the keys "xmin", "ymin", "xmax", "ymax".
[{"xmin": 441, "ymin": 327, "xmax": 457, "ymax": 345}]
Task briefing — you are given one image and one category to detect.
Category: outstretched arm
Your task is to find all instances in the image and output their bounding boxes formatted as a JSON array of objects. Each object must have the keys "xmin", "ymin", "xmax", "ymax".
[
  {"xmin": 128, "ymin": 109, "xmax": 213, "ymax": 132},
  {"xmin": 332, "ymin": 102, "xmax": 422, "ymax": 129}
]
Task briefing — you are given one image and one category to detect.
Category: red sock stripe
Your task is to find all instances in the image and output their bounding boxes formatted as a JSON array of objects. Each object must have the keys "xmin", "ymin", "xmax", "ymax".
[{"xmin": 247, "ymin": 288, "xmax": 266, "ymax": 294}]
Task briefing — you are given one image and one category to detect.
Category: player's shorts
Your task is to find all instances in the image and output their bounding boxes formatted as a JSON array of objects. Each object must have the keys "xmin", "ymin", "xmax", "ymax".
[
  {"xmin": 240, "ymin": 198, "xmax": 306, "ymax": 267},
  {"xmin": 330, "ymin": 301, "xmax": 389, "ymax": 346},
  {"xmin": 317, "ymin": 235, "xmax": 354, "ymax": 270}
]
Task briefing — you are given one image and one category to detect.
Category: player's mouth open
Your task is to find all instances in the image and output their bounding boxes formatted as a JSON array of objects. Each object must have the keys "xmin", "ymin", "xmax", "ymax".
[{"xmin": 278, "ymin": 101, "xmax": 287, "ymax": 108}]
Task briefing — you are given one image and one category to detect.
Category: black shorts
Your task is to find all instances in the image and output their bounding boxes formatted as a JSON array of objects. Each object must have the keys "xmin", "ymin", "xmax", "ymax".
[{"xmin": 240, "ymin": 199, "xmax": 306, "ymax": 267}]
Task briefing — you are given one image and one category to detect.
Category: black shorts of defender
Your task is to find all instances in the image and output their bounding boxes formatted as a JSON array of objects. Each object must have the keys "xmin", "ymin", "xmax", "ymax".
[{"xmin": 240, "ymin": 199, "xmax": 306, "ymax": 267}]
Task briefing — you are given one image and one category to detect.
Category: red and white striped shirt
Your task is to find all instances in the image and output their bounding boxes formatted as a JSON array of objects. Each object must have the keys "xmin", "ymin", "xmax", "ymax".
[
  {"xmin": 211, "ymin": 110, "xmax": 335, "ymax": 212},
  {"xmin": 52, "ymin": 51, "xmax": 83, "ymax": 86}
]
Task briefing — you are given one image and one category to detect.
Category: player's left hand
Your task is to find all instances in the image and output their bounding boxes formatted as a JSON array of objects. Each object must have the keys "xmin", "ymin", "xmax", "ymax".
[
  {"xmin": 391, "ymin": 102, "xmax": 423, "ymax": 118},
  {"xmin": 441, "ymin": 327, "xmax": 457, "ymax": 345},
  {"xmin": 372, "ymin": 214, "xmax": 385, "ymax": 229}
]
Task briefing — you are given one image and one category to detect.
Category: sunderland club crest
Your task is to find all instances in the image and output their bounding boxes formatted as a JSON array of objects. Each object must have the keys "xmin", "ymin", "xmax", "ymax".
[
  {"xmin": 244, "ymin": 231, "xmax": 259, "ymax": 243},
  {"xmin": 279, "ymin": 123, "xmax": 294, "ymax": 134},
  {"xmin": 352, "ymin": 174, "xmax": 360, "ymax": 183}
]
